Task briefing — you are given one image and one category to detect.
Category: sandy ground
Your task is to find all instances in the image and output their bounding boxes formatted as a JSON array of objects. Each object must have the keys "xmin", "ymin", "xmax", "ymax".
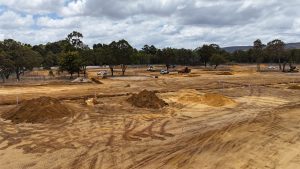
[{"xmin": 0, "ymin": 65, "xmax": 300, "ymax": 169}]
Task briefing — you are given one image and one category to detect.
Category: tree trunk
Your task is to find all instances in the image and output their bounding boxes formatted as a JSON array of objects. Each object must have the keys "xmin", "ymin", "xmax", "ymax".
[
  {"xmin": 278, "ymin": 58, "xmax": 282, "ymax": 70},
  {"xmin": 109, "ymin": 66, "xmax": 114, "ymax": 76},
  {"xmin": 70, "ymin": 73, "xmax": 73, "ymax": 79},
  {"xmin": 16, "ymin": 68, "xmax": 20, "ymax": 81},
  {"xmin": 5, "ymin": 74, "xmax": 10, "ymax": 79},
  {"xmin": 214, "ymin": 65, "xmax": 218, "ymax": 69},
  {"xmin": 166, "ymin": 65, "xmax": 170, "ymax": 71},
  {"xmin": 257, "ymin": 63, "xmax": 261, "ymax": 72},
  {"xmin": 83, "ymin": 67, "xmax": 87, "ymax": 78},
  {"xmin": 282, "ymin": 62, "xmax": 287, "ymax": 72},
  {"xmin": 289, "ymin": 62, "xmax": 293, "ymax": 72},
  {"xmin": 121, "ymin": 64, "xmax": 127, "ymax": 76},
  {"xmin": 1, "ymin": 74, "xmax": 5, "ymax": 83},
  {"xmin": 16, "ymin": 73, "xmax": 20, "ymax": 81}
]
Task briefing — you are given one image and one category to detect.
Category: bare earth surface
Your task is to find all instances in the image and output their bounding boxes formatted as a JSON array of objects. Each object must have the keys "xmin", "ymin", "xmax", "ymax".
[{"xmin": 0, "ymin": 66, "xmax": 300, "ymax": 169}]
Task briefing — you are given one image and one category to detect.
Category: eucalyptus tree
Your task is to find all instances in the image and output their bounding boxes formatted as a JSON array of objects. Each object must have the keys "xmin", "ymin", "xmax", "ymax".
[{"xmin": 267, "ymin": 39, "xmax": 285, "ymax": 71}]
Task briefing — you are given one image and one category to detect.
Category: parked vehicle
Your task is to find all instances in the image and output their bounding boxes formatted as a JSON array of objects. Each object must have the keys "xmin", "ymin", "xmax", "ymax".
[
  {"xmin": 160, "ymin": 70, "xmax": 169, "ymax": 74},
  {"xmin": 97, "ymin": 71, "xmax": 108, "ymax": 77},
  {"xmin": 147, "ymin": 66, "xmax": 154, "ymax": 71}
]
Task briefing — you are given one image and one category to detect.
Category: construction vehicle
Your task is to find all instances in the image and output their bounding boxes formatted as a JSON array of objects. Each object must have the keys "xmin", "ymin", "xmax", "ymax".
[
  {"xmin": 178, "ymin": 66, "xmax": 191, "ymax": 74},
  {"xmin": 289, "ymin": 66, "xmax": 299, "ymax": 72}
]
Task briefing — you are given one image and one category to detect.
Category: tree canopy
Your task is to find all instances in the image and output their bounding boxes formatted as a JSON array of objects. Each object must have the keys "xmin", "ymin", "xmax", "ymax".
[{"xmin": 0, "ymin": 31, "xmax": 300, "ymax": 82}]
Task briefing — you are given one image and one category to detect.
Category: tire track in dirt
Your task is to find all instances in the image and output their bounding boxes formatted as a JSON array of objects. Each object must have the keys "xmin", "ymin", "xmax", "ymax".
[{"xmin": 126, "ymin": 104, "xmax": 300, "ymax": 169}]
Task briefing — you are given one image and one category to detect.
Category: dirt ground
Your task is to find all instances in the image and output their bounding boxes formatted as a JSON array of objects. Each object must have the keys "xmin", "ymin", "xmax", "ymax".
[{"xmin": 0, "ymin": 65, "xmax": 300, "ymax": 169}]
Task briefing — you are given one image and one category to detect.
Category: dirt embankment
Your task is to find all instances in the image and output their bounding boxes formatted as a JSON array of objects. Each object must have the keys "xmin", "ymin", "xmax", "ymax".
[
  {"xmin": 288, "ymin": 85, "xmax": 300, "ymax": 90},
  {"xmin": 127, "ymin": 90, "xmax": 168, "ymax": 109},
  {"xmin": 1, "ymin": 97, "xmax": 73, "ymax": 123}
]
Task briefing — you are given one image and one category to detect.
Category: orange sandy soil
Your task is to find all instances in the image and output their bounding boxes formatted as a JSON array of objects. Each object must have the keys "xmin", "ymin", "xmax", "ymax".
[{"xmin": 0, "ymin": 65, "xmax": 299, "ymax": 169}]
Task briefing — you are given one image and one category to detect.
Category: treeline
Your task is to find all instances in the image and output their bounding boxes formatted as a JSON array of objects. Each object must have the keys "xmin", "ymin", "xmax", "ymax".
[
  {"xmin": 230, "ymin": 39, "xmax": 300, "ymax": 65},
  {"xmin": 1, "ymin": 31, "xmax": 300, "ymax": 82}
]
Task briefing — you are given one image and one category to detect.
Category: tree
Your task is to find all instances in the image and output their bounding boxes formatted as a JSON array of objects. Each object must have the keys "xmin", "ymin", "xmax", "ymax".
[
  {"xmin": 45, "ymin": 41, "xmax": 66, "ymax": 54},
  {"xmin": 210, "ymin": 54, "xmax": 226, "ymax": 69},
  {"xmin": 0, "ymin": 39, "xmax": 42, "ymax": 81},
  {"xmin": 267, "ymin": 39, "xmax": 285, "ymax": 70},
  {"xmin": 79, "ymin": 49, "xmax": 93, "ymax": 77},
  {"xmin": 13, "ymin": 47, "xmax": 42, "ymax": 80},
  {"xmin": 59, "ymin": 52, "xmax": 81, "ymax": 78},
  {"xmin": 288, "ymin": 49, "xmax": 299, "ymax": 71},
  {"xmin": 141, "ymin": 45, "xmax": 158, "ymax": 64},
  {"xmin": 130, "ymin": 51, "xmax": 150, "ymax": 65},
  {"xmin": 161, "ymin": 48, "xmax": 174, "ymax": 70},
  {"xmin": 107, "ymin": 39, "xmax": 134, "ymax": 76},
  {"xmin": 142, "ymin": 45, "xmax": 157, "ymax": 55},
  {"xmin": 67, "ymin": 31, "xmax": 84, "ymax": 49},
  {"xmin": 32, "ymin": 44, "xmax": 59, "ymax": 69},
  {"xmin": 0, "ymin": 52, "xmax": 15, "ymax": 82},
  {"xmin": 197, "ymin": 44, "xmax": 220, "ymax": 67},
  {"xmin": 253, "ymin": 39, "xmax": 264, "ymax": 71}
]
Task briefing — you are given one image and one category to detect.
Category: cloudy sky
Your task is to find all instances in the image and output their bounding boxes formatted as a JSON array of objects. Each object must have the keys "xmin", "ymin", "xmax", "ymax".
[{"xmin": 0, "ymin": 0, "xmax": 299, "ymax": 49}]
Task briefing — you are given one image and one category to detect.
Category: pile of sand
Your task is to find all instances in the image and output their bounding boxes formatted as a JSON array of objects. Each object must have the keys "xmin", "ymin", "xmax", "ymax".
[
  {"xmin": 288, "ymin": 85, "xmax": 300, "ymax": 90},
  {"xmin": 178, "ymin": 92, "xmax": 236, "ymax": 107},
  {"xmin": 202, "ymin": 93, "xmax": 236, "ymax": 107},
  {"xmin": 127, "ymin": 90, "xmax": 168, "ymax": 109},
  {"xmin": 2, "ymin": 97, "xmax": 73, "ymax": 123},
  {"xmin": 177, "ymin": 93, "xmax": 203, "ymax": 103}
]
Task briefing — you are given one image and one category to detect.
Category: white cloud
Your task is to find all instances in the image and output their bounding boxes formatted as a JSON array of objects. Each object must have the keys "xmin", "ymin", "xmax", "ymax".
[
  {"xmin": 0, "ymin": 0, "xmax": 65, "ymax": 14},
  {"xmin": 36, "ymin": 16, "xmax": 81, "ymax": 29},
  {"xmin": 0, "ymin": 0, "xmax": 300, "ymax": 49},
  {"xmin": 0, "ymin": 11, "xmax": 34, "ymax": 29},
  {"xmin": 61, "ymin": 0, "xmax": 85, "ymax": 16}
]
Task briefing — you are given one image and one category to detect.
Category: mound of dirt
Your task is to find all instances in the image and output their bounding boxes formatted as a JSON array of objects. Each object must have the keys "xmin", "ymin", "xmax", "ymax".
[
  {"xmin": 2, "ymin": 97, "xmax": 73, "ymax": 123},
  {"xmin": 288, "ymin": 85, "xmax": 300, "ymax": 90},
  {"xmin": 178, "ymin": 92, "xmax": 236, "ymax": 107},
  {"xmin": 127, "ymin": 90, "xmax": 168, "ymax": 109},
  {"xmin": 216, "ymin": 72, "xmax": 234, "ymax": 75}
]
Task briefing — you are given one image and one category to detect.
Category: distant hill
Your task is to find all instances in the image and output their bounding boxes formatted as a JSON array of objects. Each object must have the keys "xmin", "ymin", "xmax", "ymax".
[
  {"xmin": 223, "ymin": 42, "xmax": 300, "ymax": 53},
  {"xmin": 222, "ymin": 46, "xmax": 252, "ymax": 53},
  {"xmin": 285, "ymin": 43, "xmax": 300, "ymax": 49}
]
